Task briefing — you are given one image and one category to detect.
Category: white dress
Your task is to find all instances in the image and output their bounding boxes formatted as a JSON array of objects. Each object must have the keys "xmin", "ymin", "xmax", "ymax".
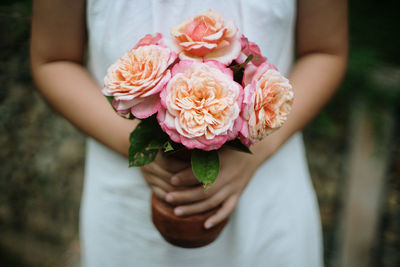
[{"xmin": 81, "ymin": 0, "xmax": 323, "ymax": 266}]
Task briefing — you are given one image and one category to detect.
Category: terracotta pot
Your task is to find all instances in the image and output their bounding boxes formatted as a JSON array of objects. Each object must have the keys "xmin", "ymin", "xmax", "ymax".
[{"xmin": 151, "ymin": 194, "xmax": 229, "ymax": 248}]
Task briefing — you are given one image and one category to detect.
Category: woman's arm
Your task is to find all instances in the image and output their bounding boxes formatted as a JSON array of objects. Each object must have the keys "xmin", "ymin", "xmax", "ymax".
[
  {"xmin": 163, "ymin": 0, "xmax": 348, "ymax": 228},
  {"xmin": 30, "ymin": 0, "xmax": 137, "ymax": 157},
  {"xmin": 249, "ymin": 0, "xmax": 349, "ymax": 166}
]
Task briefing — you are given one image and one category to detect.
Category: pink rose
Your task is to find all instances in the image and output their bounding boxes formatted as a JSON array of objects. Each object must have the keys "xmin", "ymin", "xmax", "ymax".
[
  {"xmin": 158, "ymin": 60, "xmax": 243, "ymax": 150},
  {"xmin": 170, "ymin": 9, "xmax": 241, "ymax": 65},
  {"xmin": 236, "ymin": 35, "xmax": 266, "ymax": 66},
  {"xmin": 103, "ymin": 45, "xmax": 177, "ymax": 119},
  {"xmin": 236, "ymin": 35, "xmax": 267, "ymax": 86},
  {"xmin": 240, "ymin": 62, "xmax": 294, "ymax": 145},
  {"xmin": 134, "ymin": 33, "xmax": 163, "ymax": 49}
]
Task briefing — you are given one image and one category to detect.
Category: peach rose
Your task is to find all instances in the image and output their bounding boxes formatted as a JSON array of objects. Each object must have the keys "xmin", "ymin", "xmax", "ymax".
[
  {"xmin": 240, "ymin": 62, "xmax": 294, "ymax": 145},
  {"xmin": 158, "ymin": 60, "xmax": 243, "ymax": 150},
  {"xmin": 103, "ymin": 44, "xmax": 177, "ymax": 119},
  {"xmin": 170, "ymin": 9, "xmax": 241, "ymax": 65}
]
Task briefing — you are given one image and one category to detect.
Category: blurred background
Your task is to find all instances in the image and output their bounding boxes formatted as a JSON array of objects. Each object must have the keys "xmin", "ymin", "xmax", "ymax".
[{"xmin": 0, "ymin": 0, "xmax": 399, "ymax": 266}]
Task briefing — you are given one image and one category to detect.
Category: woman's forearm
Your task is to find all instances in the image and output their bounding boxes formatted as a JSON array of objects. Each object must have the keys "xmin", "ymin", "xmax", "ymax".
[
  {"xmin": 31, "ymin": 60, "xmax": 138, "ymax": 157},
  {"xmin": 30, "ymin": 0, "xmax": 136, "ymax": 158}
]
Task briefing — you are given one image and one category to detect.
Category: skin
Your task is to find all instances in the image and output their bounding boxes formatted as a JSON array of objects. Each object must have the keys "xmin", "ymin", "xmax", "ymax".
[{"xmin": 31, "ymin": 0, "xmax": 348, "ymax": 230}]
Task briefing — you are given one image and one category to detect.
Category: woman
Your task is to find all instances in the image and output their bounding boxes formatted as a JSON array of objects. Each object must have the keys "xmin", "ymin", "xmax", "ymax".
[{"xmin": 30, "ymin": 0, "xmax": 348, "ymax": 266}]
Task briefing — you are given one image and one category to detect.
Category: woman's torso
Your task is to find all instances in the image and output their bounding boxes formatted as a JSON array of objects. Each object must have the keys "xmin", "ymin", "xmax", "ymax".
[
  {"xmin": 86, "ymin": 0, "xmax": 296, "ymax": 85},
  {"xmin": 82, "ymin": 1, "xmax": 323, "ymax": 266}
]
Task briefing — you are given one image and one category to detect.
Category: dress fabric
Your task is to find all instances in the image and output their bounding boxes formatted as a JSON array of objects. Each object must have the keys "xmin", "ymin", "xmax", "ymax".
[{"xmin": 81, "ymin": 0, "xmax": 323, "ymax": 266}]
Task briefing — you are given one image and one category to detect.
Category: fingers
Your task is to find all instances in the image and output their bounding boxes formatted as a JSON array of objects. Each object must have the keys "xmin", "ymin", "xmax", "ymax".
[
  {"xmin": 172, "ymin": 187, "xmax": 229, "ymax": 216},
  {"xmin": 141, "ymin": 171, "xmax": 175, "ymax": 192},
  {"xmin": 156, "ymin": 153, "xmax": 189, "ymax": 173},
  {"xmin": 151, "ymin": 186, "xmax": 167, "ymax": 200},
  {"xmin": 204, "ymin": 195, "xmax": 238, "ymax": 229},
  {"xmin": 165, "ymin": 185, "xmax": 207, "ymax": 204},
  {"xmin": 141, "ymin": 162, "xmax": 172, "ymax": 182},
  {"xmin": 141, "ymin": 157, "xmax": 199, "ymax": 199},
  {"xmin": 165, "ymin": 167, "xmax": 222, "ymax": 205},
  {"xmin": 170, "ymin": 167, "xmax": 201, "ymax": 187}
]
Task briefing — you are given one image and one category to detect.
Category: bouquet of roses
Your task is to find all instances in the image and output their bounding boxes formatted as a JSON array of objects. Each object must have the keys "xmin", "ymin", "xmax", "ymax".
[{"xmin": 102, "ymin": 10, "xmax": 294, "ymax": 188}]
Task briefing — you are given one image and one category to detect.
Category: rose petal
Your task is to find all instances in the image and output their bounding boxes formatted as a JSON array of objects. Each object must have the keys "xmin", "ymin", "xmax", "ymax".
[
  {"xmin": 141, "ymin": 70, "xmax": 171, "ymax": 97},
  {"xmin": 171, "ymin": 60, "xmax": 195, "ymax": 76},
  {"xmin": 203, "ymin": 29, "xmax": 225, "ymax": 41},
  {"xmin": 134, "ymin": 33, "xmax": 163, "ymax": 49},
  {"xmin": 204, "ymin": 60, "xmax": 234, "ymax": 77},
  {"xmin": 131, "ymin": 94, "xmax": 161, "ymax": 119},
  {"xmin": 203, "ymin": 34, "xmax": 242, "ymax": 65},
  {"xmin": 243, "ymin": 62, "xmax": 259, "ymax": 87}
]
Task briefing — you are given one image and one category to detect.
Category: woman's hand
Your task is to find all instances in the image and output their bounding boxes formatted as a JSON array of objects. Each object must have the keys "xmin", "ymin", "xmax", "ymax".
[
  {"xmin": 164, "ymin": 149, "xmax": 259, "ymax": 229},
  {"xmin": 140, "ymin": 152, "xmax": 191, "ymax": 199},
  {"xmin": 143, "ymin": 131, "xmax": 282, "ymax": 230}
]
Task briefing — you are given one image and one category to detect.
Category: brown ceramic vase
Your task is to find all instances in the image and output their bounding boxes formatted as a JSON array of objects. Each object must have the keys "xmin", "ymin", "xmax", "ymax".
[{"xmin": 151, "ymin": 194, "xmax": 229, "ymax": 248}]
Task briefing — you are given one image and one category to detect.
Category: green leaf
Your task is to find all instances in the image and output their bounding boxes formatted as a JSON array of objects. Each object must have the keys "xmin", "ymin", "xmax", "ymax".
[
  {"xmin": 191, "ymin": 149, "xmax": 220, "ymax": 188},
  {"xmin": 148, "ymin": 138, "xmax": 167, "ymax": 150},
  {"xmin": 224, "ymin": 139, "xmax": 252, "ymax": 154},
  {"xmin": 229, "ymin": 54, "xmax": 254, "ymax": 72},
  {"xmin": 163, "ymin": 141, "xmax": 174, "ymax": 152},
  {"xmin": 128, "ymin": 116, "xmax": 171, "ymax": 166},
  {"xmin": 106, "ymin": 95, "xmax": 114, "ymax": 106},
  {"xmin": 163, "ymin": 141, "xmax": 185, "ymax": 156}
]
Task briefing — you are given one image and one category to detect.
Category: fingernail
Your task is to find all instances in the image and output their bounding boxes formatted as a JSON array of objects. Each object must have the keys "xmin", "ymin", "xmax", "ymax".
[
  {"xmin": 171, "ymin": 176, "xmax": 179, "ymax": 185},
  {"xmin": 174, "ymin": 208, "xmax": 183, "ymax": 216},
  {"xmin": 205, "ymin": 221, "xmax": 213, "ymax": 229},
  {"xmin": 165, "ymin": 194, "xmax": 174, "ymax": 202}
]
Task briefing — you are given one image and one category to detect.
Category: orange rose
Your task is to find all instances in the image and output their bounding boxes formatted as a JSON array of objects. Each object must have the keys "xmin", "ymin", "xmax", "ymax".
[{"xmin": 170, "ymin": 9, "xmax": 241, "ymax": 65}]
